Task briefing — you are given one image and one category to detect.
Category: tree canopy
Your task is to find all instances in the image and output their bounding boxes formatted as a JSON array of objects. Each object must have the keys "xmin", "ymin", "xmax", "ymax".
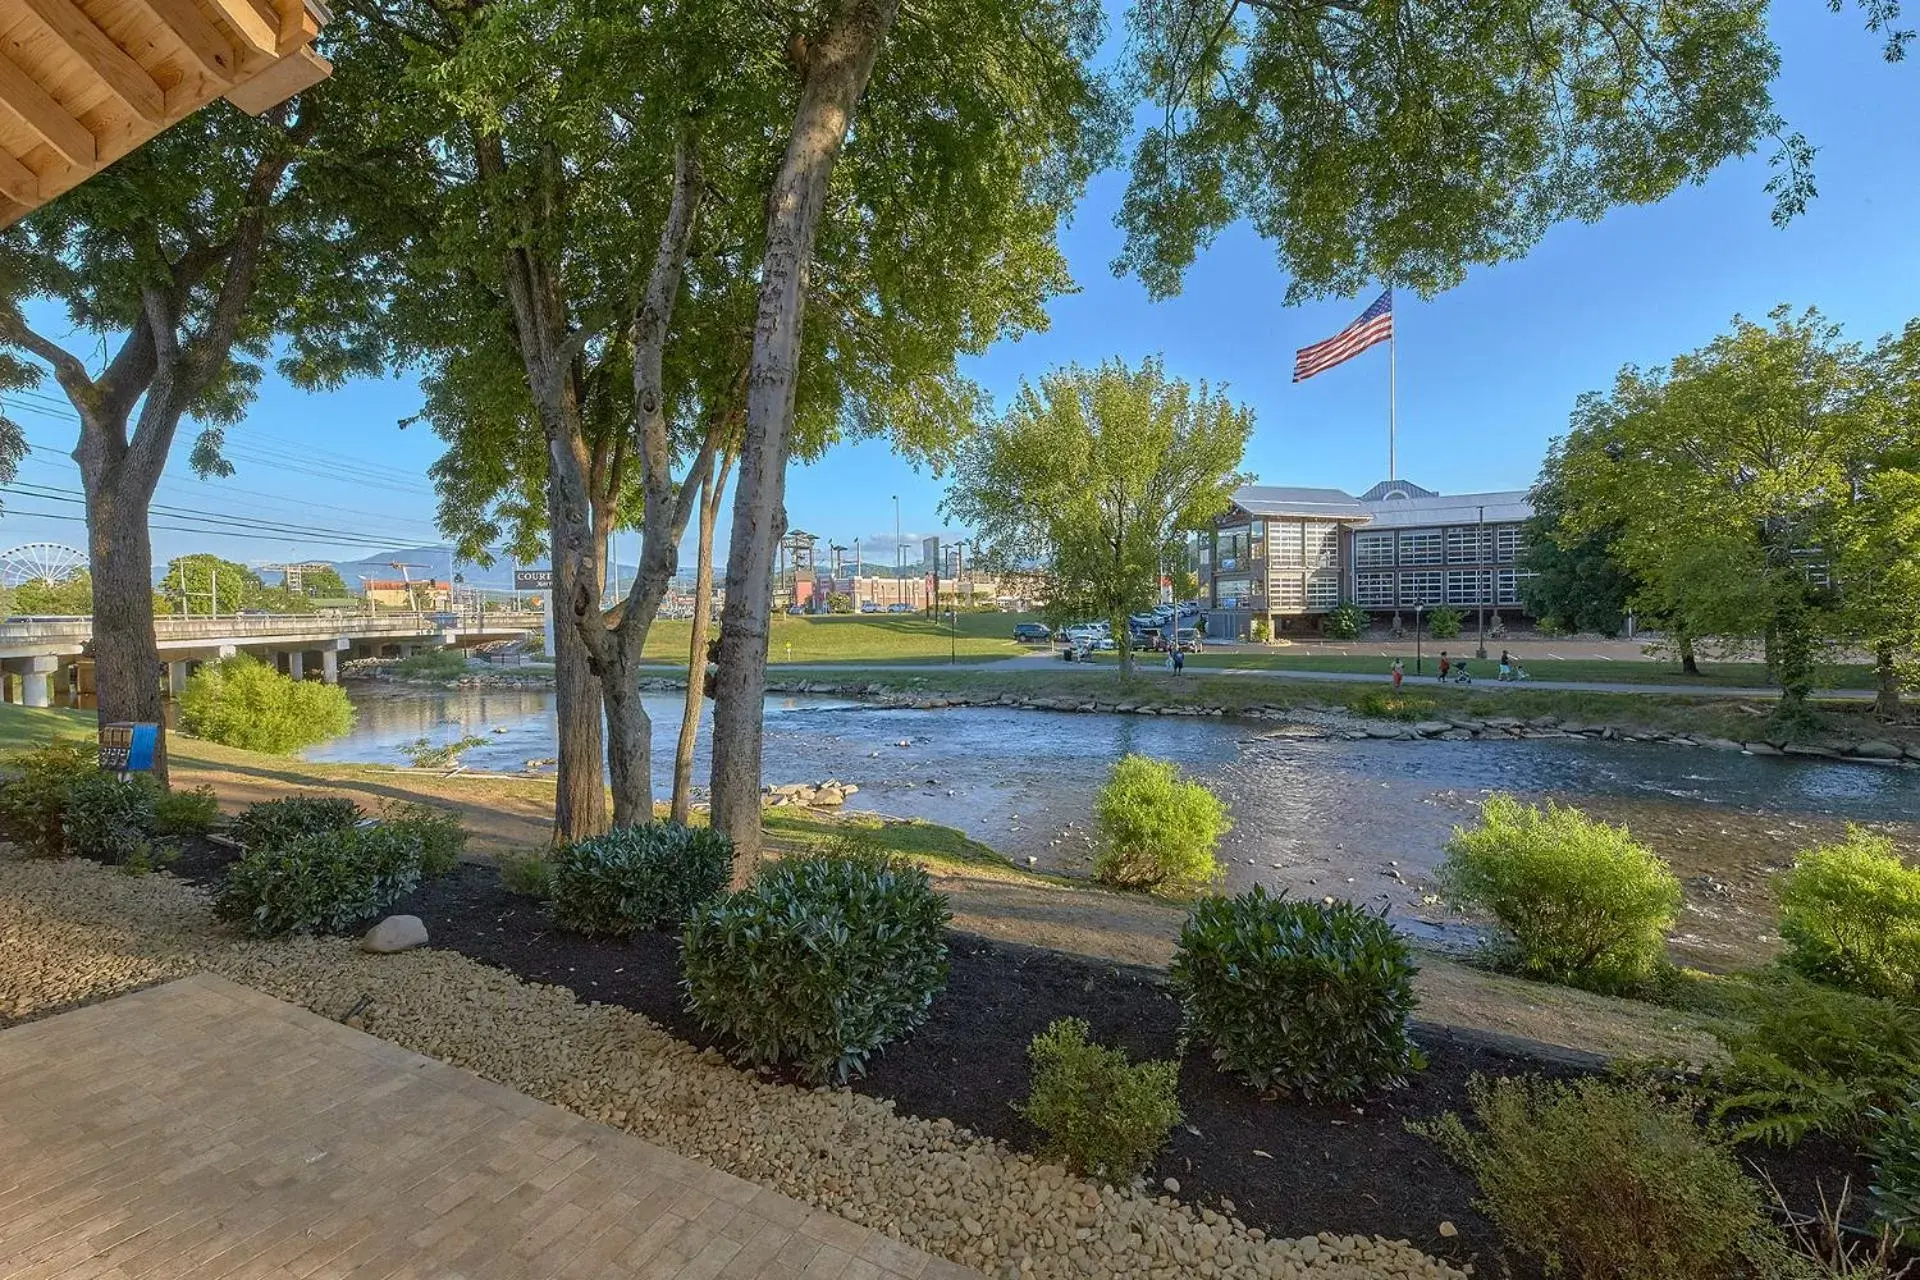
[{"xmin": 159, "ymin": 555, "xmax": 265, "ymax": 616}]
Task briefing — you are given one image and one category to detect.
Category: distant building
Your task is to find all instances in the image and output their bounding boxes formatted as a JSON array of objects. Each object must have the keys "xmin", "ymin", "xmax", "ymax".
[
  {"xmin": 362, "ymin": 579, "xmax": 451, "ymax": 610},
  {"xmin": 1197, "ymin": 479, "xmax": 1533, "ymax": 639}
]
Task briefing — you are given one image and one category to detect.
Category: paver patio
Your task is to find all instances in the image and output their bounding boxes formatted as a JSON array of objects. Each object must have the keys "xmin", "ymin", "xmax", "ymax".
[{"xmin": 0, "ymin": 974, "xmax": 979, "ymax": 1280}]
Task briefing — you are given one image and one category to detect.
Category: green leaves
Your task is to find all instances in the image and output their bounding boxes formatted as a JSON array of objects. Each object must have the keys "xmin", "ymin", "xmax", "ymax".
[
  {"xmin": 680, "ymin": 850, "xmax": 951, "ymax": 1083},
  {"xmin": 178, "ymin": 656, "xmax": 357, "ymax": 755},
  {"xmin": 1091, "ymin": 754, "xmax": 1230, "ymax": 893},
  {"xmin": 1777, "ymin": 827, "xmax": 1920, "ymax": 999},
  {"xmin": 1020, "ymin": 1018, "xmax": 1183, "ymax": 1182},
  {"xmin": 231, "ymin": 795, "xmax": 364, "ymax": 851},
  {"xmin": 215, "ymin": 823, "xmax": 427, "ymax": 938},
  {"xmin": 1170, "ymin": 885, "xmax": 1421, "ymax": 1100},
  {"xmin": 547, "ymin": 822, "xmax": 733, "ymax": 936}
]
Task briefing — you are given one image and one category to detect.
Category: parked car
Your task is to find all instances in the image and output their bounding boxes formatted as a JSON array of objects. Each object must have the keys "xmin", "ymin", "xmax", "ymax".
[
  {"xmin": 860, "ymin": 601, "xmax": 879, "ymax": 613},
  {"xmin": 886, "ymin": 602, "xmax": 914, "ymax": 613},
  {"xmin": 1012, "ymin": 622, "xmax": 1053, "ymax": 644},
  {"xmin": 1171, "ymin": 627, "xmax": 1203, "ymax": 652}
]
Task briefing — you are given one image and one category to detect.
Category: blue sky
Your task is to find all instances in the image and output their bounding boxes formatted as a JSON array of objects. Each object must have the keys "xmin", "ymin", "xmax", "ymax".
[{"xmin": 2, "ymin": 3, "xmax": 1916, "ymax": 578}]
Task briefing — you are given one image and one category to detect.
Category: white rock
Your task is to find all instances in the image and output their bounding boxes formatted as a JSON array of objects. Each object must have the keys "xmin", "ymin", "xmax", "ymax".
[{"xmin": 361, "ymin": 915, "xmax": 428, "ymax": 954}]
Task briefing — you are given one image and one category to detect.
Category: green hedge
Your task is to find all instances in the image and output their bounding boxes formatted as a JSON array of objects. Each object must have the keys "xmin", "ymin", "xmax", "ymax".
[
  {"xmin": 231, "ymin": 794, "xmax": 364, "ymax": 851},
  {"xmin": 1777, "ymin": 826, "xmax": 1920, "ymax": 998},
  {"xmin": 548, "ymin": 822, "xmax": 731, "ymax": 935},
  {"xmin": 215, "ymin": 824, "xmax": 424, "ymax": 937}
]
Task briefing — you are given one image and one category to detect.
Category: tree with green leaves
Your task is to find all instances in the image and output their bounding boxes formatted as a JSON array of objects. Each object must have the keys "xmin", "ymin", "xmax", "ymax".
[
  {"xmin": 1116, "ymin": 0, "xmax": 1911, "ymax": 303},
  {"xmin": 158, "ymin": 555, "xmax": 264, "ymax": 616},
  {"xmin": 0, "ymin": 33, "xmax": 392, "ymax": 780},
  {"xmin": 1550, "ymin": 307, "xmax": 1889, "ymax": 722},
  {"xmin": 944, "ymin": 357, "xmax": 1252, "ymax": 676},
  {"xmin": 298, "ymin": 565, "xmax": 349, "ymax": 597},
  {"xmin": 10, "ymin": 570, "xmax": 91, "ymax": 617},
  {"xmin": 1519, "ymin": 476, "xmax": 1638, "ymax": 640}
]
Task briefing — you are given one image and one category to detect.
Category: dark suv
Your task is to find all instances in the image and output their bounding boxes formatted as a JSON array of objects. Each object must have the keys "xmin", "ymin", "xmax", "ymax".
[{"xmin": 1012, "ymin": 622, "xmax": 1053, "ymax": 644}]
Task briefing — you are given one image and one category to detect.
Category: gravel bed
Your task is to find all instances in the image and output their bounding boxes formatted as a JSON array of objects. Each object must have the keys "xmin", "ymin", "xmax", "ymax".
[{"xmin": 0, "ymin": 854, "xmax": 1463, "ymax": 1280}]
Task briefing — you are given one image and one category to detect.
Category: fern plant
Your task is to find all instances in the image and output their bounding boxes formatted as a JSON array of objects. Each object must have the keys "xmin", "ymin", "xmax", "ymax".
[{"xmin": 1867, "ymin": 1086, "xmax": 1920, "ymax": 1248}]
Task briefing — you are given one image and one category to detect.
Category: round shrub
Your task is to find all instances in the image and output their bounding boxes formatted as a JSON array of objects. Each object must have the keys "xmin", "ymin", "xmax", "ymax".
[
  {"xmin": 154, "ymin": 784, "xmax": 221, "ymax": 836},
  {"xmin": 1777, "ymin": 826, "xmax": 1920, "ymax": 998},
  {"xmin": 681, "ymin": 852, "xmax": 951, "ymax": 1082},
  {"xmin": 62, "ymin": 770, "xmax": 161, "ymax": 865},
  {"xmin": 0, "ymin": 742, "xmax": 99, "ymax": 855},
  {"xmin": 231, "ymin": 794, "xmax": 363, "ymax": 851},
  {"xmin": 1091, "ymin": 755, "xmax": 1230, "ymax": 894},
  {"xmin": 215, "ymin": 824, "xmax": 424, "ymax": 937},
  {"xmin": 1441, "ymin": 794, "xmax": 1680, "ymax": 993},
  {"xmin": 1427, "ymin": 605, "xmax": 1463, "ymax": 639},
  {"xmin": 379, "ymin": 800, "xmax": 467, "ymax": 878},
  {"xmin": 1170, "ymin": 886, "xmax": 1421, "ymax": 1100},
  {"xmin": 549, "ymin": 821, "xmax": 732, "ymax": 935},
  {"xmin": 1416, "ymin": 1075, "xmax": 1765, "ymax": 1280},
  {"xmin": 1019, "ymin": 1017, "xmax": 1182, "ymax": 1184},
  {"xmin": 179, "ymin": 654, "xmax": 356, "ymax": 753}
]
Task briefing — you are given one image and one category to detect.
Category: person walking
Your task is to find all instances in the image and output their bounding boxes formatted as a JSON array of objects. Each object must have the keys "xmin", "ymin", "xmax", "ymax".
[
  {"xmin": 1172, "ymin": 643, "xmax": 1186, "ymax": 675},
  {"xmin": 1390, "ymin": 658, "xmax": 1404, "ymax": 690},
  {"xmin": 1498, "ymin": 649, "xmax": 1513, "ymax": 682},
  {"xmin": 1437, "ymin": 651, "xmax": 1450, "ymax": 681}
]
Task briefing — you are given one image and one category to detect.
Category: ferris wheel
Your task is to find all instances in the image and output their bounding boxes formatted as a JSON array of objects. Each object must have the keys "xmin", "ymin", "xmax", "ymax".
[{"xmin": 0, "ymin": 542, "xmax": 88, "ymax": 588}]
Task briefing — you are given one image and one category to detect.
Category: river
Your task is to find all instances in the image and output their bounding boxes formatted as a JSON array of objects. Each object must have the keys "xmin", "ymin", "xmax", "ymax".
[{"xmin": 306, "ymin": 685, "xmax": 1920, "ymax": 970}]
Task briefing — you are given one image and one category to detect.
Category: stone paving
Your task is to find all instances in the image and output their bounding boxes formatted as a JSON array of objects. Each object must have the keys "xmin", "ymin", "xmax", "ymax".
[{"xmin": 0, "ymin": 974, "xmax": 978, "ymax": 1280}]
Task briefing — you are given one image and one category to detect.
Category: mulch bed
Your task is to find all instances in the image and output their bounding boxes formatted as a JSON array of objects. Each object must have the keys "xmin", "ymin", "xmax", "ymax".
[{"xmin": 167, "ymin": 849, "xmax": 1890, "ymax": 1279}]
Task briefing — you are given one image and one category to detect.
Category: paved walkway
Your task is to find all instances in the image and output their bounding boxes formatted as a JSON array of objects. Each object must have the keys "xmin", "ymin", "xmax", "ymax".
[{"xmin": 0, "ymin": 975, "xmax": 976, "ymax": 1280}]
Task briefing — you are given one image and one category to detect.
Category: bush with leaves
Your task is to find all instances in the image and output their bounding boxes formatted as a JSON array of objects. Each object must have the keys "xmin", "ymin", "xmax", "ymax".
[
  {"xmin": 1324, "ymin": 600, "xmax": 1368, "ymax": 641},
  {"xmin": 154, "ymin": 784, "xmax": 220, "ymax": 836},
  {"xmin": 214, "ymin": 823, "xmax": 424, "ymax": 937},
  {"xmin": 500, "ymin": 853, "xmax": 552, "ymax": 899},
  {"xmin": 1703, "ymin": 978, "xmax": 1920, "ymax": 1146},
  {"xmin": 62, "ymin": 770, "xmax": 161, "ymax": 865},
  {"xmin": 1171, "ymin": 886, "xmax": 1421, "ymax": 1100},
  {"xmin": 681, "ymin": 851, "xmax": 951, "ymax": 1082},
  {"xmin": 1349, "ymin": 688, "xmax": 1436, "ymax": 722},
  {"xmin": 1427, "ymin": 605, "xmax": 1463, "ymax": 639},
  {"xmin": 391, "ymin": 648, "xmax": 471, "ymax": 680},
  {"xmin": 1777, "ymin": 827, "xmax": 1920, "ymax": 999},
  {"xmin": 1441, "ymin": 794, "xmax": 1680, "ymax": 993},
  {"xmin": 379, "ymin": 801, "xmax": 465, "ymax": 877},
  {"xmin": 1867, "ymin": 1086, "xmax": 1920, "ymax": 1249},
  {"xmin": 230, "ymin": 794, "xmax": 363, "ymax": 851},
  {"xmin": 1019, "ymin": 1018, "xmax": 1181, "ymax": 1183},
  {"xmin": 0, "ymin": 742, "xmax": 98, "ymax": 855},
  {"xmin": 178, "ymin": 654, "xmax": 355, "ymax": 753},
  {"xmin": 1415, "ymin": 1075, "xmax": 1765, "ymax": 1280},
  {"xmin": 1091, "ymin": 755, "xmax": 1229, "ymax": 894},
  {"xmin": 548, "ymin": 821, "xmax": 732, "ymax": 935}
]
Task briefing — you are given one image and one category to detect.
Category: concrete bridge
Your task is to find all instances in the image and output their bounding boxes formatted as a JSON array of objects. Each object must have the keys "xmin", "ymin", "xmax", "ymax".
[{"xmin": 0, "ymin": 611, "xmax": 544, "ymax": 707}]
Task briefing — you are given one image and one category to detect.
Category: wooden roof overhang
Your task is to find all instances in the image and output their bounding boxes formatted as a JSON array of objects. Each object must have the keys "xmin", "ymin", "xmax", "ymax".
[{"xmin": 0, "ymin": 0, "xmax": 332, "ymax": 227}]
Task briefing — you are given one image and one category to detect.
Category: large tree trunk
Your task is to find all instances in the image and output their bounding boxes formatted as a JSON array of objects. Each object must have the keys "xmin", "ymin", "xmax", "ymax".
[
  {"xmin": 710, "ymin": 0, "xmax": 902, "ymax": 884},
  {"xmin": 1679, "ymin": 633, "xmax": 1699, "ymax": 676},
  {"xmin": 1874, "ymin": 642, "xmax": 1901, "ymax": 719},
  {"xmin": 81, "ymin": 457, "xmax": 167, "ymax": 780},
  {"xmin": 546, "ymin": 500, "xmax": 609, "ymax": 843},
  {"xmin": 672, "ymin": 455, "xmax": 731, "ymax": 824}
]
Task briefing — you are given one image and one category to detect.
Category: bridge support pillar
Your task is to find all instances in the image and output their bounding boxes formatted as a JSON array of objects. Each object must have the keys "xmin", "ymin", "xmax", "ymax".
[
  {"xmin": 321, "ymin": 649, "xmax": 339, "ymax": 685},
  {"xmin": 287, "ymin": 651, "xmax": 306, "ymax": 682},
  {"xmin": 167, "ymin": 661, "xmax": 190, "ymax": 695},
  {"xmin": 20, "ymin": 656, "xmax": 57, "ymax": 708}
]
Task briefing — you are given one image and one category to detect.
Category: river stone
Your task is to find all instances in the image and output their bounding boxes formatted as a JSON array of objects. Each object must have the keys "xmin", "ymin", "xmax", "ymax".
[
  {"xmin": 1697, "ymin": 737, "xmax": 1744, "ymax": 751},
  {"xmin": 1412, "ymin": 721, "xmax": 1452, "ymax": 737},
  {"xmin": 1852, "ymin": 741, "xmax": 1904, "ymax": 760},
  {"xmin": 1744, "ymin": 742, "xmax": 1784, "ymax": 755},
  {"xmin": 1785, "ymin": 743, "xmax": 1841, "ymax": 758},
  {"xmin": 362, "ymin": 915, "xmax": 428, "ymax": 954}
]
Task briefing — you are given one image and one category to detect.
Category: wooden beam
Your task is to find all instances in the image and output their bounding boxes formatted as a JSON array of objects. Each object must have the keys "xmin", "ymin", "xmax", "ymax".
[
  {"xmin": 0, "ymin": 145, "xmax": 39, "ymax": 205},
  {"xmin": 223, "ymin": 44, "xmax": 327, "ymax": 116},
  {"xmin": 16, "ymin": 0, "xmax": 167, "ymax": 124},
  {"xmin": 0, "ymin": 49, "xmax": 93, "ymax": 164},
  {"xmin": 273, "ymin": 0, "xmax": 314, "ymax": 56},
  {"xmin": 123, "ymin": 0, "xmax": 238, "ymax": 84},
  {"xmin": 204, "ymin": 0, "xmax": 277, "ymax": 55}
]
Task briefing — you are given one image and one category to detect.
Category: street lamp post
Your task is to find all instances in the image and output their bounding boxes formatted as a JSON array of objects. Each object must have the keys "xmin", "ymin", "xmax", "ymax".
[
  {"xmin": 892, "ymin": 495, "xmax": 902, "ymax": 608},
  {"xmin": 1414, "ymin": 603, "xmax": 1425, "ymax": 674}
]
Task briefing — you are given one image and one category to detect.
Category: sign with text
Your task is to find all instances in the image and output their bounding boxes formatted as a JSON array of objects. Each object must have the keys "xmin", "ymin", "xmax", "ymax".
[
  {"xmin": 99, "ymin": 723, "xmax": 159, "ymax": 773},
  {"xmin": 513, "ymin": 568, "xmax": 553, "ymax": 591}
]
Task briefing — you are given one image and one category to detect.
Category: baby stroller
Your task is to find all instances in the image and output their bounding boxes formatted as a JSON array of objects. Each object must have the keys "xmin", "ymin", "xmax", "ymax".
[{"xmin": 1452, "ymin": 661, "xmax": 1473, "ymax": 685}]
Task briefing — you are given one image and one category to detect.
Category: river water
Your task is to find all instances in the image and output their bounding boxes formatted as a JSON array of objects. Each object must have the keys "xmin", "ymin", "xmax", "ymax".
[{"xmin": 306, "ymin": 685, "xmax": 1920, "ymax": 969}]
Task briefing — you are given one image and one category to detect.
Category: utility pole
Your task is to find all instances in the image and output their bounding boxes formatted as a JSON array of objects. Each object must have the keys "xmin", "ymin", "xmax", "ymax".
[
  {"xmin": 855, "ymin": 539, "xmax": 863, "ymax": 608},
  {"xmin": 893, "ymin": 495, "xmax": 902, "ymax": 608}
]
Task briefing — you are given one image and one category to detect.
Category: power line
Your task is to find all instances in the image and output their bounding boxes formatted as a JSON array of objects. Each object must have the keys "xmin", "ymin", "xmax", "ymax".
[
  {"xmin": 0, "ymin": 505, "xmax": 424, "ymax": 551},
  {"xmin": 0, "ymin": 481, "xmax": 444, "ymax": 548}
]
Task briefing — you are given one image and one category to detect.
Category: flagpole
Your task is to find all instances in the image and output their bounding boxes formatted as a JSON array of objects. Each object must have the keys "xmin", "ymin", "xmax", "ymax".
[{"xmin": 1388, "ymin": 288, "xmax": 1397, "ymax": 482}]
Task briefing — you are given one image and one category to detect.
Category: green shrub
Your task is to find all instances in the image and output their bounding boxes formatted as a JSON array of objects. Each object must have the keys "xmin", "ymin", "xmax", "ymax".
[
  {"xmin": 1091, "ymin": 755, "xmax": 1229, "ymax": 894},
  {"xmin": 392, "ymin": 649, "xmax": 471, "ymax": 680},
  {"xmin": 1777, "ymin": 828, "xmax": 1920, "ymax": 998},
  {"xmin": 1170, "ymin": 886, "xmax": 1421, "ymax": 1100},
  {"xmin": 1249, "ymin": 617, "xmax": 1271, "ymax": 643},
  {"xmin": 1415, "ymin": 1075, "xmax": 1764, "ymax": 1280},
  {"xmin": 379, "ymin": 801, "xmax": 466, "ymax": 877},
  {"xmin": 1703, "ymin": 978, "xmax": 1920, "ymax": 1146},
  {"xmin": 1867, "ymin": 1086, "xmax": 1920, "ymax": 1248},
  {"xmin": 1349, "ymin": 689, "xmax": 1436, "ymax": 722},
  {"xmin": 214, "ymin": 823, "xmax": 424, "ymax": 937},
  {"xmin": 500, "ymin": 853, "xmax": 552, "ymax": 899},
  {"xmin": 1019, "ymin": 1018, "xmax": 1182, "ymax": 1184},
  {"xmin": 1441, "ymin": 794, "xmax": 1681, "ymax": 993},
  {"xmin": 62, "ymin": 770, "xmax": 161, "ymax": 865},
  {"xmin": 178, "ymin": 654, "xmax": 356, "ymax": 753},
  {"xmin": 154, "ymin": 784, "xmax": 220, "ymax": 836},
  {"xmin": 0, "ymin": 742, "xmax": 97, "ymax": 855},
  {"xmin": 1324, "ymin": 600, "xmax": 1368, "ymax": 641},
  {"xmin": 1427, "ymin": 605, "xmax": 1463, "ymax": 639},
  {"xmin": 549, "ymin": 822, "xmax": 732, "ymax": 935},
  {"xmin": 681, "ymin": 851, "xmax": 951, "ymax": 1082},
  {"xmin": 231, "ymin": 794, "xmax": 363, "ymax": 851}
]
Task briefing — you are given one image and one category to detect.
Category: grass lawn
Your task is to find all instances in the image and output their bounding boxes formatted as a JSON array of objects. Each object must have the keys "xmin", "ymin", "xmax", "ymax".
[
  {"xmin": 642, "ymin": 610, "xmax": 1046, "ymax": 666},
  {"xmin": 1179, "ymin": 650, "xmax": 1877, "ymax": 690}
]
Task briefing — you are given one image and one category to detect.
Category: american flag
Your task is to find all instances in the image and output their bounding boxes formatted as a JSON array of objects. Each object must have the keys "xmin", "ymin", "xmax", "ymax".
[{"xmin": 1293, "ymin": 290, "xmax": 1393, "ymax": 383}]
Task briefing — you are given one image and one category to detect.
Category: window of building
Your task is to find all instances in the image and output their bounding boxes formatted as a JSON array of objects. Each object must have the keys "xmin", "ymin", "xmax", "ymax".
[
  {"xmin": 1214, "ymin": 577, "xmax": 1251, "ymax": 608},
  {"xmin": 1269, "ymin": 520, "xmax": 1304, "ymax": 568},
  {"xmin": 1306, "ymin": 573, "xmax": 1340, "ymax": 611},
  {"xmin": 1305, "ymin": 521, "xmax": 1339, "ymax": 568},
  {"xmin": 1216, "ymin": 524, "xmax": 1250, "ymax": 573},
  {"xmin": 1495, "ymin": 525, "xmax": 1523, "ymax": 563},
  {"xmin": 1355, "ymin": 531, "xmax": 1395, "ymax": 568},
  {"xmin": 1445, "ymin": 526, "xmax": 1492, "ymax": 564},
  {"xmin": 1399, "ymin": 570, "xmax": 1443, "ymax": 604},
  {"xmin": 1398, "ymin": 530, "xmax": 1442, "ymax": 565},
  {"xmin": 1496, "ymin": 570, "xmax": 1519, "ymax": 605},
  {"xmin": 1272, "ymin": 574, "xmax": 1306, "ymax": 610},
  {"xmin": 1447, "ymin": 570, "xmax": 1489, "ymax": 605},
  {"xmin": 1354, "ymin": 571, "xmax": 1395, "ymax": 608}
]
